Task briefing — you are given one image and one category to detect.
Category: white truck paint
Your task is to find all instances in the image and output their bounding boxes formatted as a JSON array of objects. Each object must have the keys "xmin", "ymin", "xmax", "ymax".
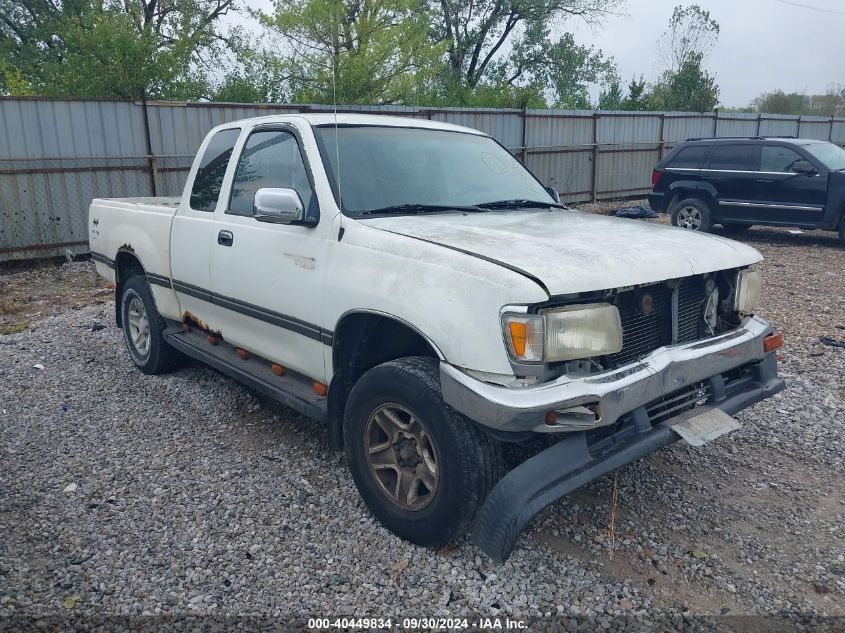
[{"xmin": 88, "ymin": 113, "xmax": 785, "ymax": 560}]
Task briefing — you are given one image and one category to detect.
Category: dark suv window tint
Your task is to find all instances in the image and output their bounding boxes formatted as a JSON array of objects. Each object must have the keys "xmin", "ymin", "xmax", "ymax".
[
  {"xmin": 228, "ymin": 129, "xmax": 317, "ymax": 219},
  {"xmin": 707, "ymin": 144, "xmax": 755, "ymax": 171},
  {"xmin": 189, "ymin": 129, "xmax": 240, "ymax": 212},
  {"xmin": 667, "ymin": 145, "xmax": 709, "ymax": 169},
  {"xmin": 760, "ymin": 145, "xmax": 804, "ymax": 172}
]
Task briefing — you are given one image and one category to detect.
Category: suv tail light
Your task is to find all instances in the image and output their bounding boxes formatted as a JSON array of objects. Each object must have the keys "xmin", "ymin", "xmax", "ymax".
[{"xmin": 651, "ymin": 170, "xmax": 662, "ymax": 189}]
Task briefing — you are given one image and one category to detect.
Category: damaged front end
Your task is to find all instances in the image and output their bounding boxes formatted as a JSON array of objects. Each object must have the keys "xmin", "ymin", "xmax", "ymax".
[{"xmin": 441, "ymin": 312, "xmax": 786, "ymax": 562}]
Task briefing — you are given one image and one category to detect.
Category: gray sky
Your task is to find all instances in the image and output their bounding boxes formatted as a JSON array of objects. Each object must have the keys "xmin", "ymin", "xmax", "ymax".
[
  {"xmin": 569, "ymin": 0, "xmax": 844, "ymax": 107},
  {"xmin": 230, "ymin": 0, "xmax": 844, "ymax": 108}
]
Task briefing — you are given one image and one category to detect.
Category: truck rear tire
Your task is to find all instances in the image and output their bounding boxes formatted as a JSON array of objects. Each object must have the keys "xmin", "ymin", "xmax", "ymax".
[
  {"xmin": 344, "ymin": 357, "xmax": 502, "ymax": 547},
  {"xmin": 671, "ymin": 198, "xmax": 714, "ymax": 232},
  {"xmin": 119, "ymin": 275, "xmax": 181, "ymax": 375}
]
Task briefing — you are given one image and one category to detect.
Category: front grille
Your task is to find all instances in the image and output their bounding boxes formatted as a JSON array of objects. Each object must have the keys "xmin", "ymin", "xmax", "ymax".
[
  {"xmin": 605, "ymin": 276, "xmax": 712, "ymax": 368},
  {"xmin": 606, "ymin": 284, "xmax": 672, "ymax": 367},
  {"xmin": 646, "ymin": 382, "xmax": 710, "ymax": 425},
  {"xmin": 677, "ymin": 276, "xmax": 709, "ymax": 343}
]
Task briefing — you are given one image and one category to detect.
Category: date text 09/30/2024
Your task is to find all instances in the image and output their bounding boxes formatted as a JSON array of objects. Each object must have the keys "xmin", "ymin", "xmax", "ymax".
[{"xmin": 307, "ymin": 617, "xmax": 528, "ymax": 630}]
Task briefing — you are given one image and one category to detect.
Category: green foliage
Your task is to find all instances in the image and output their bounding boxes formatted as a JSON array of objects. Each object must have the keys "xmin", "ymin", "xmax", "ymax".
[
  {"xmin": 752, "ymin": 86, "xmax": 845, "ymax": 117},
  {"xmin": 650, "ymin": 53, "xmax": 719, "ymax": 112},
  {"xmin": 428, "ymin": 0, "xmax": 619, "ymax": 107},
  {"xmin": 256, "ymin": 0, "xmax": 439, "ymax": 105},
  {"xmin": 0, "ymin": 0, "xmax": 235, "ymax": 98}
]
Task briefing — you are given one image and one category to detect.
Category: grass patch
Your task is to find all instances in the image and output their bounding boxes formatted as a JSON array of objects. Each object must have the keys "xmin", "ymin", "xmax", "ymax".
[{"xmin": 0, "ymin": 322, "xmax": 29, "ymax": 335}]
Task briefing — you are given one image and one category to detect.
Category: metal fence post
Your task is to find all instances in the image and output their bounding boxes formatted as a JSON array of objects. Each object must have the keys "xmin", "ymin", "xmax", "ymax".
[
  {"xmin": 830, "ymin": 115, "xmax": 835, "ymax": 141},
  {"xmin": 658, "ymin": 113, "xmax": 665, "ymax": 160},
  {"xmin": 712, "ymin": 108, "xmax": 719, "ymax": 137},
  {"xmin": 591, "ymin": 112, "xmax": 599, "ymax": 202},
  {"xmin": 140, "ymin": 89, "xmax": 158, "ymax": 196}
]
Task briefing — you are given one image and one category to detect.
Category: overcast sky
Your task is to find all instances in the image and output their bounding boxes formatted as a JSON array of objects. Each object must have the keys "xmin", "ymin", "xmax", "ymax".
[
  {"xmin": 570, "ymin": 0, "xmax": 844, "ymax": 107},
  {"xmin": 229, "ymin": 0, "xmax": 844, "ymax": 108}
]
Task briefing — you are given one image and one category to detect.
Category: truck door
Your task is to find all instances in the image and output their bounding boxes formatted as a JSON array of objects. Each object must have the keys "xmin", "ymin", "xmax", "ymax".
[
  {"xmin": 170, "ymin": 127, "xmax": 241, "ymax": 327},
  {"xmin": 208, "ymin": 124, "xmax": 330, "ymax": 382}
]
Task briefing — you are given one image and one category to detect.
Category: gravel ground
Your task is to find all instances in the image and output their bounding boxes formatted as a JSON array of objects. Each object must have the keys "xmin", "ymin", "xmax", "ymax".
[{"xmin": 1, "ymin": 219, "xmax": 844, "ymax": 631}]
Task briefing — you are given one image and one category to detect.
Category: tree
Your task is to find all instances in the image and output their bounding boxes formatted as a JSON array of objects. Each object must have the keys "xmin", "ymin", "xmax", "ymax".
[
  {"xmin": 648, "ymin": 4, "xmax": 720, "ymax": 112},
  {"xmin": 256, "ymin": 0, "xmax": 438, "ymax": 104},
  {"xmin": 656, "ymin": 4, "xmax": 719, "ymax": 74},
  {"xmin": 0, "ymin": 0, "xmax": 236, "ymax": 98},
  {"xmin": 650, "ymin": 54, "xmax": 718, "ymax": 111},
  {"xmin": 752, "ymin": 86, "xmax": 845, "ymax": 117},
  {"xmin": 427, "ymin": 0, "xmax": 620, "ymax": 105}
]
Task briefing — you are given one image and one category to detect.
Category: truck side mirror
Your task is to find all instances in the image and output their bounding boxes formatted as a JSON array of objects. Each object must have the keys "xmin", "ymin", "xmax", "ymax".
[
  {"xmin": 545, "ymin": 186, "xmax": 560, "ymax": 203},
  {"xmin": 254, "ymin": 188, "xmax": 304, "ymax": 224},
  {"xmin": 791, "ymin": 160, "xmax": 817, "ymax": 175}
]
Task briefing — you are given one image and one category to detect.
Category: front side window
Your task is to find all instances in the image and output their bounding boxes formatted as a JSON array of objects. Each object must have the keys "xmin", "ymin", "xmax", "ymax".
[
  {"xmin": 707, "ymin": 144, "xmax": 755, "ymax": 171},
  {"xmin": 804, "ymin": 142, "xmax": 845, "ymax": 171},
  {"xmin": 315, "ymin": 126, "xmax": 554, "ymax": 216},
  {"xmin": 667, "ymin": 145, "xmax": 709, "ymax": 169},
  {"xmin": 760, "ymin": 145, "xmax": 805, "ymax": 172},
  {"xmin": 228, "ymin": 129, "xmax": 317, "ymax": 221},
  {"xmin": 190, "ymin": 128, "xmax": 240, "ymax": 212}
]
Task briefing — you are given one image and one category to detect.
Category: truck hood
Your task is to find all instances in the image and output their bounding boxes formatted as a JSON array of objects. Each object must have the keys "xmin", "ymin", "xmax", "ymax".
[{"xmin": 361, "ymin": 209, "xmax": 762, "ymax": 296}]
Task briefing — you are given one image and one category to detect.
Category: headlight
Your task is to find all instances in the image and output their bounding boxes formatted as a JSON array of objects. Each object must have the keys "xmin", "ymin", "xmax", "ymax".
[
  {"xmin": 734, "ymin": 269, "xmax": 761, "ymax": 315},
  {"xmin": 502, "ymin": 303, "xmax": 623, "ymax": 364}
]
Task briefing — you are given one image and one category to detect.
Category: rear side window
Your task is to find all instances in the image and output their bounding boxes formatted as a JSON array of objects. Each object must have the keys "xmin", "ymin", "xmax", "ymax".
[
  {"xmin": 707, "ymin": 144, "xmax": 755, "ymax": 171},
  {"xmin": 189, "ymin": 129, "xmax": 241, "ymax": 212},
  {"xmin": 667, "ymin": 145, "xmax": 709, "ymax": 169},
  {"xmin": 760, "ymin": 145, "xmax": 804, "ymax": 172},
  {"xmin": 228, "ymin": 129, "xmax": 317, "ymax": 219}
]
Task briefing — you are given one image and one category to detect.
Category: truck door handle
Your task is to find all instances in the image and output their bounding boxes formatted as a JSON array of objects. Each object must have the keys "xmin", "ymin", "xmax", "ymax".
[{"xmin": 217, "ymin": 230, "xmax": 233, "ymax": 247}]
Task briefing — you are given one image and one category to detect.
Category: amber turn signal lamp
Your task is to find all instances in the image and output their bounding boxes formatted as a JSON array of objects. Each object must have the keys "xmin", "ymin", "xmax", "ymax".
[
  {"xmin": 207, "ymin": 335, "xmax": 218, "ymax": 345},
  {"xmin": 509, "ymin": 321, "xmax": 528, "ymax": 357},
  {"xmin": 544, "ymin": 411, "xmax": 557, "ymax": 426},
  {"xmin": 237, "ymin": 348, "xmax": 250, "ymax": 360},
  {"xmin": 271, "ymin": 363, "xmax": 285, "ymax": 376},
  {"xmin": 763, "ymin": 333, "xmax": 783, "ymax": 353},
  {"xmin": 313, "ymin": 382, "xmax": 328, "ymax": 396}
]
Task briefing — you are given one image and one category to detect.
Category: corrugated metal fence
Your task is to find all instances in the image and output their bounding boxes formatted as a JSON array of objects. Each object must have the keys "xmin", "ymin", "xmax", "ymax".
[{"xmin": 2, "ymin": 96, "xmax": 845, "ymax": 261}]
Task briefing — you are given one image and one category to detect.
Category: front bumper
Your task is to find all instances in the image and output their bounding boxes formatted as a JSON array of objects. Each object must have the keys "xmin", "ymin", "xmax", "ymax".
[
  {"xmin": 471, "ymin": 348, "xmax": 784, "ymax": 562},
  {"xmin": 440, "ymin": 316, "xmax": 776, "ymax": 435}
]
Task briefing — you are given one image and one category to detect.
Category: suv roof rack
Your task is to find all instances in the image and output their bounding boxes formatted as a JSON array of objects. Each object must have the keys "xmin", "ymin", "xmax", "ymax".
[{"xmin": 684, "ymin": 135, "xmax": 798, "ymax": 142}]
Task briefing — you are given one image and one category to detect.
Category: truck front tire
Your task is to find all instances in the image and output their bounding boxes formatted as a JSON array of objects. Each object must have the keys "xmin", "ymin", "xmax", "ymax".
[
  {"xmin": 344, "ymin": 357, "xmax": 502, "ymax": 547},
  {"xmin": 119, "ymin": 275, "xmax": 181, "ymax": 375}
]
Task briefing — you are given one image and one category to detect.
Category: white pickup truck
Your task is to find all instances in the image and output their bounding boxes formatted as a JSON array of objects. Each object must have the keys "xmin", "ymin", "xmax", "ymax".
[{"xmin": 89, "ymin": 114, "xmax": 785, "ymax": 561}]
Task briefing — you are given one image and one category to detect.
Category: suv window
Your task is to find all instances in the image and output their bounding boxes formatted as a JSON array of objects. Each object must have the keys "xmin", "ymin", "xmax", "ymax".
[
  {"xmin": 667, "ymin": 145, "xmax": 709, "ymax": 169},
  {"xmin": 228, "ymin": 129, "xmax": 316, "ymax": 219},
  {"xmin": 760, "ymin": 145, "xmax": 805, "ymax": 173},
  {"xmin": 190, "ymin": 128, "xmax": 240, "ymax": 212},
  {"xmin": 707, "ymin": 144, "xmax": 755, "ymax": 171}
]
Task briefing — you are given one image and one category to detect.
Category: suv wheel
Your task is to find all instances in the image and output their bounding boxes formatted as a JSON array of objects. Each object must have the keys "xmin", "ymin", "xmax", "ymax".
[
  {"xmin": 119, "ymin": 275, "xmax": 181, "ymax": 375},
  {"xmin": 344, "ymin": 357, "xmax": 502, "ymax": 547},
  {"xmin": 671, "ymin": 198, "xmax": 713, "ymax": 232}
]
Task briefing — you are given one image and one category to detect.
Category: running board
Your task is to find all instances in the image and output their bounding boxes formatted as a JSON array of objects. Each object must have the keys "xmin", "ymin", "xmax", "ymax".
[{"xmin": 164, "ymin": 326, "xmax": 328, "ymax": 423}]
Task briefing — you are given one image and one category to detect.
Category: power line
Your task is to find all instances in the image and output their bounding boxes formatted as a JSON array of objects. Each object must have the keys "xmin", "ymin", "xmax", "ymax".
[{"xmin": 772, "ymin": 0, "xmax": 845, "ymax": 15}]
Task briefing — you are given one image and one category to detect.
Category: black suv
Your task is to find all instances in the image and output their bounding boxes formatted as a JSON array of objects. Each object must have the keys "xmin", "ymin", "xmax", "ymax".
[{"xmin": 649, "ymin": 136, "xmax": 845, "ymax": 245}]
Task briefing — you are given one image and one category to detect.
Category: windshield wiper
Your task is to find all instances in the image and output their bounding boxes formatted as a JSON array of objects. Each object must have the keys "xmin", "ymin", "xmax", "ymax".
[
  {"xmin": 357, "ymin": 203, "xmax": 486, "ymax": 216},
  {"xmin": 474, "ymin": 199, "xmax": 566, "ymax": 210}
]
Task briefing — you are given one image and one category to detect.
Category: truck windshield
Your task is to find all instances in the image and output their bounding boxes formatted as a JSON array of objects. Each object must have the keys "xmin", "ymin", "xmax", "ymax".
[
  {"xmin": 314, "ymin": 125, "xmax": 555, "ymax": 216},
  {"xmin": 804, "ymin": 142, "xmax": 845, "ymax": 171}
]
